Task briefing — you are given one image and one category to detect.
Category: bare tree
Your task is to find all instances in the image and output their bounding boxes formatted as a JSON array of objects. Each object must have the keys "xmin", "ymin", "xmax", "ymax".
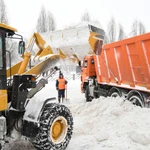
[
  {"xmin": 118, "ymin": 24, "xmax": 126, "ymax": 41},
  {"xmin": 47, "ymin": 11, "xmax": 56, "ymax": 31},
  {"xmin": 36, "ymin": 6, "xmax": 47, "ymax": 33},
  {"xmin": 0, "ymin": 0, "xmax": 8, "ymax": 24},
  {"xmin": 139, "ymin": 21, "xmax": 146, "ymax": 35},
  {"xmin": 81, "ymin": 11, "xmax": 91, "ymax": 22},
  {"xmin": 104, "ymin": 34, "xmax": 109, "ymax": 44},
  {"xmin": 107, "ymin": 17, "xmax": 116, "ymax": 43},
  {"xmin": 131, "ymin": 20, "xmax": 146, "ymax": 36},
  {"xmin": 36, "ymin": 6, "xmax": 56, "ymax": 32},
  {"xmin": 131, "ymin": 20, "xmax": 138, "ymax": 36},
  {"xmin": 0, "ymin": 0, "xmax": 17, "ymax": 65}
]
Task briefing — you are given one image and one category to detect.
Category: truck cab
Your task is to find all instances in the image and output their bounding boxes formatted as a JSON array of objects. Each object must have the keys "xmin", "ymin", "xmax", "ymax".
[{"xmin": 81, "ymin": 55, "xmax": 96, "ymax": 95}]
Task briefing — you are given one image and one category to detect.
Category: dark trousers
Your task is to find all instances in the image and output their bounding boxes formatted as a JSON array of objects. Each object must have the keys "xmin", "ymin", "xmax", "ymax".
[{"xmin": 58, "ymin": 89, "xmax": 65, "ymax": 103}]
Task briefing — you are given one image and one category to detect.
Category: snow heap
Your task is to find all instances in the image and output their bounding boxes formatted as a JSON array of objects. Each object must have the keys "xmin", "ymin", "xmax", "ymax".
[
  {"xmin": 27, "ymin": 77, "xmax": 150, "ymax": 150},
  {"xmin": 68, "ymin": 95, "xmax": 150, "ymax": 150},
  {"xmin": 3, "ymin": 78, "xmax": 150, "ymax": 150}
]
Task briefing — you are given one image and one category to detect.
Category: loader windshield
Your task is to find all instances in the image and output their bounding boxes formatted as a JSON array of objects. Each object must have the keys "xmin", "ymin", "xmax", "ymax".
[{"xmin": 0, "ymin": 34, "xmax": 3, "ymax": 70}]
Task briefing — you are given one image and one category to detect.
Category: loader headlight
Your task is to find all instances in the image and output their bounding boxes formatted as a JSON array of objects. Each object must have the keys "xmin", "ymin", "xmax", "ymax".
[{"xmin": 31, "ymin": 76, "xmax": 36, "ymax": 82}]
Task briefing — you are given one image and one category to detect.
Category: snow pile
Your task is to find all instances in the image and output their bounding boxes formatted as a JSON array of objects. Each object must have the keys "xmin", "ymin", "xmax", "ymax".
[
  {"xmin": 2, "ymin": 140, "xmax": 36, "ymax": 150},
  {"xmin": 3, "ymin": 78, "xmax": 150, "ymax": 150},
  {"xmin": 67, "ymin": 94, "xmax": 150, "ymax": 150},
  {"xmin": 30, "ymin": 78, "xmax": 150, "ymax": 150}
]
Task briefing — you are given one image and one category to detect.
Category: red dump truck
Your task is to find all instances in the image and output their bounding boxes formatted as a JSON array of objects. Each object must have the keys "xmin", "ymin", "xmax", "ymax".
[{"xmin": 81, "ymin": 33, "xmax": 150, "ymax": 107}]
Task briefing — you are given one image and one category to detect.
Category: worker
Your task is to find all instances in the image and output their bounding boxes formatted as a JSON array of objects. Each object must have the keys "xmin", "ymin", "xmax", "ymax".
[{"xmin": 56, "ymin": 72, "xmax": 68, "ymax": 103}]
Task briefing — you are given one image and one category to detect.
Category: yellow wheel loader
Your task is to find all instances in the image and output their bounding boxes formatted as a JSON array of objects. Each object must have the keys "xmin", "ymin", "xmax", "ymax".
[{"xmin": 0, "ymin": 24, "xmax": 73, "ymax": 150}]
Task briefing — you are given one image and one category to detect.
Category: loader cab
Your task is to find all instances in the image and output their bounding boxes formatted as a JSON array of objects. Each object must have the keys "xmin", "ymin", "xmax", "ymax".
[
  {"xmin": 0, "ymin": 24, "xmax": 25, "ymax": 111},
  {"xmin": 0, "ymin": 25, "xmax": 8, "ymax": 111}
]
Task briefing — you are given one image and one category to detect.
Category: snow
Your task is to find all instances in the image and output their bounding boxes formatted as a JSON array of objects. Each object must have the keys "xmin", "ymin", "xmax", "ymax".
[
  {"xmin": 28, "ymin": 76, "xmax": 150, "ymax": 150},
  {"xmin": 39, "ymin": 23, "xmax": 94, "ymax": 61},
  {"xmin": 3, "ymin": 75, "xmax": 150, "ymax": 150}
]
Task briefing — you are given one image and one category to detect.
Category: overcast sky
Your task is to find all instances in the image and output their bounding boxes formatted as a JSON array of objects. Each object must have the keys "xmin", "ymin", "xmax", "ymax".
[{"xmin": 5, "ymin": 0, "xmax": 150, "ymax": 36}]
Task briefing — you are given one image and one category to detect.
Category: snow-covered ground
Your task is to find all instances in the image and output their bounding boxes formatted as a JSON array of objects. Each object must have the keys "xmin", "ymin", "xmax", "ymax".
[
  {"xmin": 3, "ymin": 75, "xmax": 150, "ymax": 150},
  {"xmin": 41, "ymin": 78, "xmax": 150, "ymax": 150}
]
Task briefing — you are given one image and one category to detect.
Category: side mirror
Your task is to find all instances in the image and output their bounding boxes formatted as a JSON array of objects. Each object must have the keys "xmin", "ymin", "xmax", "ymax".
[
  {"xmin": 76, "ymin": 65, "xmax": 81, "ymax": 73},
  {"xmin": 78, "ymin": 61, "xmax": 81, "ymax": 67},
  {"xmin": 91, "ymin": 59, "xmax": 94, "ymax": 64},
  {"xmin": 18, "ymin": 41, "xmax": 25, "ymax": 54}
]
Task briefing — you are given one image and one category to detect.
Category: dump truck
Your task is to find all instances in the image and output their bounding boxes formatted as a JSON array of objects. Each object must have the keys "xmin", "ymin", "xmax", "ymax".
[
  {"xmin": 0, "ymin": 23, "xmax": 103, "ymax": 149},
  {"xmin": 81, "ymin": 32, "xmax": 150, "ymax": 108}
]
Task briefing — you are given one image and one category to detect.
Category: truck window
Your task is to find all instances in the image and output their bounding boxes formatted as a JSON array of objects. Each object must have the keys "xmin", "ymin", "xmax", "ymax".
[
  {"xmin": 91, "ymin": 59, "xmax": 94, "ymax": 64},
  {"xmin": 0, "ymin": 35, "xmax": 3, "ymax": 70},
  {"xmin": 83, "ymin": 60, "xmax": 87, "ymax": 68}
]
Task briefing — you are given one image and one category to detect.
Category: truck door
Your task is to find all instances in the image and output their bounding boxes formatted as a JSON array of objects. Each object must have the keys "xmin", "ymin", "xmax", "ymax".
[{"xmin": 0, "ymin": 29, "xmax": 7, "ymax": 111}]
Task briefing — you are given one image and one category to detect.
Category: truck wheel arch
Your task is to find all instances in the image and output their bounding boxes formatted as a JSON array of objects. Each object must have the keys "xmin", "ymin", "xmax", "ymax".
[
  {"xmin": 108, "ymin": 87, "xmax": 122, "ymax": 98},
  {"xmin": 127, "ymin": 90, "xmax": 145, "ymax": 107}
]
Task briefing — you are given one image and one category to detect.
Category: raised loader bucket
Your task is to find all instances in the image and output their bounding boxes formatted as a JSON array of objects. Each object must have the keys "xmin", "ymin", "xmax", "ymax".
[
  {"xmin": 88, "ymin": 24, "xmax": 105, "ymax": 55},
  {"xmin": 40, "ymin": 23, "xmax": 105, "ymax": 61}
]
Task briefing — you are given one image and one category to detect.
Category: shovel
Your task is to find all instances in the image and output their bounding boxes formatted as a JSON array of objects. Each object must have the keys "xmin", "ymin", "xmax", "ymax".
[{"xmin": 64, "ymin": 85, "xmax": 70, "ymax": 104}]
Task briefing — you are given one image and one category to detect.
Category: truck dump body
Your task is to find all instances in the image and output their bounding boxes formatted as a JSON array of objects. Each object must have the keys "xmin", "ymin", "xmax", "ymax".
[{"xmin": 95, "ymin": 33, "xmax": 150, "ymax": 92}]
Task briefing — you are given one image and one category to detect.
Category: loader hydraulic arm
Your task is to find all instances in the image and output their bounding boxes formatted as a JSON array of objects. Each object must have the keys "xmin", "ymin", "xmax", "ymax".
[
  {"xmin": 27, "ymin": 66, "xmax": 59, "ymax": 99},
  {"xmin": 17, "ymin": 33, "xmax": 54, "ymax": 75}
]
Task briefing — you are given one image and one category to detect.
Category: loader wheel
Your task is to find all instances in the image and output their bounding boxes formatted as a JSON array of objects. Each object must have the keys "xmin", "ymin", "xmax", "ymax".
[
  {"xmin": 33, "ymin": 103, "xmax": 73, "ymax": 150},
  {"xmin": 85, "ymin": 86, "xmax": 92, "ymax": 102}
]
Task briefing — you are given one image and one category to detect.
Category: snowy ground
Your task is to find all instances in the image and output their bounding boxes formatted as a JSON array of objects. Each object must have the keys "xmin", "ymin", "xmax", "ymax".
[{"xmin": 3, "ymin": 75, "xmax": 150, "ymax": 150}]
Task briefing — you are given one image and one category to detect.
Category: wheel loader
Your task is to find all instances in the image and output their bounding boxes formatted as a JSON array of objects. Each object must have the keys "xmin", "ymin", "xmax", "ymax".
[
  {"xmin": 0, "ymin": 22, "xmax": 105, "ymax": 149},
  {"xmin": 0, "ymin": 23, "xmax": 73, "ymax": 150}
]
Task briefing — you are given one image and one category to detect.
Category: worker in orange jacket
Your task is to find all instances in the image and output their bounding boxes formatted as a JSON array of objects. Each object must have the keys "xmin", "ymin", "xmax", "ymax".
[{"xmin": 56, "ymin": 73, "xmax": 68, "ymax": 103}]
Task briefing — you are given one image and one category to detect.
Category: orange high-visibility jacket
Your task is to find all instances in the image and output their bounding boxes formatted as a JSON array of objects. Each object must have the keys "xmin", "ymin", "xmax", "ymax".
[{"xmin": 57, "ymin": 78, "xmax": 66, "ymax": 90}]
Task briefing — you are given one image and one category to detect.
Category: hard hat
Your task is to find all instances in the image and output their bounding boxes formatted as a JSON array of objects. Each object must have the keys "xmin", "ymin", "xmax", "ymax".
[{"xmin": 59, "ymin": 73, "xmax": 64, "ymax": 77}]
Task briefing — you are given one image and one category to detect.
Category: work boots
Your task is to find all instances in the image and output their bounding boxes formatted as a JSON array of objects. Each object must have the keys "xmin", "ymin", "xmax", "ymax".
[
  {"xmin": 58, "ymin": 98, "xmax": 61, "ymax": 103},
  {"xmin": 62, "ymin": 98, "xmax": 65, "ymax": 103},
  {"xmin": 58, "ymin": 97, "xmax": 65, "ymax": 103}
]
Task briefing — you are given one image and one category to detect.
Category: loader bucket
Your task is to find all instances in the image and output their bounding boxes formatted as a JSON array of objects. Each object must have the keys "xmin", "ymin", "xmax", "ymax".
[
  {"xmin": 88, "ymin": 24, "xmax": 105, "ymax": 55},
  {"xmin": 40, "ymin": 23, "xmax": 105, "ymax": 61}
]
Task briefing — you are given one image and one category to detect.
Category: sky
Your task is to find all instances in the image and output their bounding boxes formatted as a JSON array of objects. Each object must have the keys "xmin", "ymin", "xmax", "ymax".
[{"xmin": 4, "ymin": 0, "xmax": 150, "ymax": 37}]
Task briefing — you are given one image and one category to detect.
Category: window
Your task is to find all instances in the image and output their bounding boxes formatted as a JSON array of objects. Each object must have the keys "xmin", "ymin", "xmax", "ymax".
[
  {"xmin": 83, "ymin": 60, "xmax": 87, "ymax": 68},
  {"xmin": 0, "ymin": 35, "xmax": 3, "ymax": 69}
]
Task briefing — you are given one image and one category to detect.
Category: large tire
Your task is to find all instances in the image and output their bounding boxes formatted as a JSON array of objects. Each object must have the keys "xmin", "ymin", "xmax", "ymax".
[
  {"xmin": 94, "ymin": 86, "xmax": 99, "ymax": 99},
  {"xmin": 85, "ymin": 86, "xmax": 92, "ymax": 102},
  {"xmin": 110, "ymin": 92, "xmax": 121, "ymax": 98},
  {"xmin": 32, "ymin": 103, "xmax": 73, "ymax": 150},
  {"xmin": 128, "ymin": 95, "xmax": 143, "ymax": 107}
]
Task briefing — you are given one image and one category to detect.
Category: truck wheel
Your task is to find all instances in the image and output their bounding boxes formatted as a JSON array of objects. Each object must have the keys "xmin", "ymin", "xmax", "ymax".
[
  {"xmin": 129, "ymin": 95, "xmax": 143, "ymax": 107},
  {"xmin": 85, "ymin": 86, "xmax": 92, "ymax": 102},
  {"xmin": 111, "ymin": 92, "xmax": 121, "ymax": 98},
  {"xmin": 94, "ymin": 86, "xmax": 99, "ymax": 98},
  {"xmin": 33, "ymin": 103, "xmax": 73, "ymax": 150}
]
